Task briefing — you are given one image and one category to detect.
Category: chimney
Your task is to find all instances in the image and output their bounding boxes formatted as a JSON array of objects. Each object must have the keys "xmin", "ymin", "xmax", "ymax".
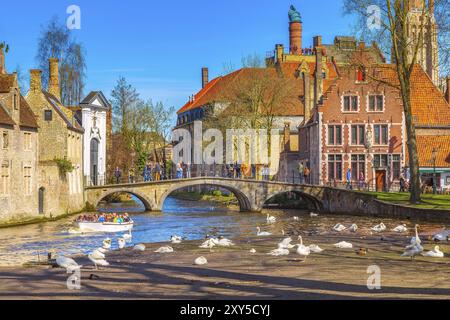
[
  {"xmin": 446, "ymin": 76, "xmax": 450, "ymax": 104},
  {"xmin": 30, "ymin": 69, "xmax": 42, "ymax": 93},
  {"xmin": 48, "ymin": 58, "xmax": 61, "ymax": 101},
  {"xmin": 0, "ymin": 46, "xmax": 5, "ymax": 74},
  {"xmin": 314, "ymin": 48, "xmax": 324, "ymax": 106},
  {"xmin": 276, "ymin": 44, "xmax": 284, "ymax": 63},
  {"xmin": 289, "ymin": 21, "xmax": 302, "ymax": 55},
  {"xmin": 201, "ymin": 67, "xmax": 209, "ymax": 88},
  {"xmin": 303, "ymin": 72, "xmax": 311, "ymax": 121},
  {"xmin": 313, "ymin": 36, "xmax": 322, "ymax": 48}
]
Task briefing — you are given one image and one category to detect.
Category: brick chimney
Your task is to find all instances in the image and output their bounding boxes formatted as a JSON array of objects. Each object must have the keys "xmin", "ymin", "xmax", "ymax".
[
  {"xmin": 201, "ymin": 67, "xmax": 209, "ymax": 88},
  {"xmin": 276, "ymin": 44, "xmax": 284, "ymax": 63},
  {"xmin": 446, "ymin": 76, "xmax": 450, "ymax": 104},
  {"xmin": 48, "ymin": 58, "xmax": 61, "ymax": 101},
  {"xmin": 30, "ymin": 69, "xmax": 42, "ymax": 93},
  {"xmin": 289, "ymin": 21, "xmax": 302, "ymax": 55},
  {"xmin": 0, "ymin": 46, "xmax": 5, "ymax": 74},
  {"xmin": 314, "ymin": 48, "xmax": 324, "ymax": 106}
]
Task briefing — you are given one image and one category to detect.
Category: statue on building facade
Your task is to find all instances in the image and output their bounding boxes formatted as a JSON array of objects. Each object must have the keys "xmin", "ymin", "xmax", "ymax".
[{"xmin": 288, "ymin": 5, "xmax": 302, "ymax": 23}]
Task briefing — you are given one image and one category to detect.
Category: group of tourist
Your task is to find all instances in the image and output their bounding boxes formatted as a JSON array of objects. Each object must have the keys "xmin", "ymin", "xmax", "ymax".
[{"xmin": 76, "ymin": 213, "xmax": 131, "ymax": 224}]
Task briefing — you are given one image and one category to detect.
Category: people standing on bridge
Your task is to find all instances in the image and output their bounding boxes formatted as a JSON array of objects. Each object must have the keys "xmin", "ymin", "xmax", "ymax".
[
  {"xmin": 114, "ymin": 167, "xmax": 122, "ymax": 184},
  {"xmin": 346, "ymin": 168, "xmax": 352, "ymax": 190},
  {"xmin": 154, "ymin": 163, "xmax": 161, "ymax": 181},
  {"xmin": 186, "ymin": 162, "xmax": 191, "ymax": 179},
  {"xmin": 128, "ymin": 168, "xmax": 135, "ymax": 184},
  {"xmin": 143, "ymin": 164, "xmax": 151, "ymax": 182},
  {"xmin": 304, "ymin": 166, "xmax": 310, "ymax": 185},
  {"xmin": 298, "ymin": 162, "xmax": 304, "ymax": 184},
  {"xmin": 176, "ymin": 161, "xmax": 183, "ymax": 179}
]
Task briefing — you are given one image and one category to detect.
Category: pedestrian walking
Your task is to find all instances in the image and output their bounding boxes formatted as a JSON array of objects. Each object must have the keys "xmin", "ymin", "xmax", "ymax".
[
  {"xmin": 154, "ymin": 163, "xmax": 161, "ymax": 181},
  {"xmin": 346, "ymin": 168, "xmax": 352, "ymax": 190},
  {"xmin": 304, "ymin": 166, "xmax": 310, "ymax": 185},
  {"xmin": 298, "ymin": 162, "xmax": 304, "ymax": 184},
  {"xmin": 114, "ymin": 167, "xmax": 122, "ymax": 184}
]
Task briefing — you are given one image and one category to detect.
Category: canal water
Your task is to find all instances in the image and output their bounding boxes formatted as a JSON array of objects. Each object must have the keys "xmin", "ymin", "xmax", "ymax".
[{"xmin": 0, "ymin": 197, "xmax": 445, "ymax": 267}]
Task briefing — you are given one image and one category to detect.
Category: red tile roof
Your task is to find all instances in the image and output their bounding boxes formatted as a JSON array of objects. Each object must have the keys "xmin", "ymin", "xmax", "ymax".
[
  {"xmin": 408, "ymin": 135, "xmax": 450, "ymax": 168},
  {"xmin": 0, "ymin": 74, "xmax": 14, "ymax": 93},
  {"xmin": 0, "ymin": 103, "xmax": 15, "ymax": 126},
  {"xmin": 19, "ymin": 96, "xmax": 38, "ymax": 129}
]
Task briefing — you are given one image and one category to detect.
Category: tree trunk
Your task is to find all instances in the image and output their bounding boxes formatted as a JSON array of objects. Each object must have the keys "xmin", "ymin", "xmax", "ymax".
[{"xmin": 401, "ymin": 79, "xmax": 421, "ymax": 203}]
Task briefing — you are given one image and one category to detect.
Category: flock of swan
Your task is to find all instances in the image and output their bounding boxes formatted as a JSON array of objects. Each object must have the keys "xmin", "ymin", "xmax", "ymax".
[{"xmin": 55, "ymin": 212, "xmax": 448, "ymax": 273}]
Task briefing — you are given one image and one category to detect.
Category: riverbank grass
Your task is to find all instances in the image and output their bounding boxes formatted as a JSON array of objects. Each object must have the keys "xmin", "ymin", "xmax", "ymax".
[{"xmin": 367, "ymin": 192, "xmax": 450, "ymax": 210}]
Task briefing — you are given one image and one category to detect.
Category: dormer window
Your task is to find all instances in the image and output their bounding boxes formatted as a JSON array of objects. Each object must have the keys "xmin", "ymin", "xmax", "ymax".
[{"xmin": 356, "ymin": 67, "xmax": 366, "ymax": 82}]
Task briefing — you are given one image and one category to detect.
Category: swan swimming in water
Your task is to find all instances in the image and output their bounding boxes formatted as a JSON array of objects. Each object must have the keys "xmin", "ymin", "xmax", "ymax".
[
  {"xmin": 333, "ymin": 223, "xmax": 347, "ymax": 232},
  {"xmin": 334, "ymin": 241, "xmax": 353, "ymax": 249},
  {"xmin": 102, "ymin": 238, "xmax": 112, "ymax": 250},
  {"xmin": 171, "ymin": 235, "xmax": 182, "ymax": 244},
  {"xmin": 371, "ymin": 223, "xmax": 386, "ymax": 233},
  {"xmin": 392, "ymin": 224, "xmax": 408, "ymax": 233},
  {"xmin": 133, "ymin": 244, "xmax": 146, "ymax": 252},
  {"xmin": 155, "ymin": 246, "xmax": 174, "ymax": 253},
  {"xmin": 421, "ymin": 246, "xmax": 444, "ymax": 258},
  {"xmin": 122, "ymin": 230, "xmax": 132, "ymax": 241},
  {"xmin": 256, "ymin": 227, "xmax": 272, "ymax": 236},
  {"xmin": 250, "ymin": 248, "xmax": 256, "ymax": 254},
  {"xmin": 118, "ymin": 238, "xmax": 126, "ymax": 250},
  {"xmin": 296, "ymin": 236, "xmax": 311, "ymax": 260},
  {"xmin": 194, "ymin": 256, "xmax": 208, "ymax": 265},
  {"xmin": 310, "ymin": 212, "xmax": 319, "ymax": 217},
  {"xmin": 266, "ymin": 214, "xmax": 277, "ymax": 223}
]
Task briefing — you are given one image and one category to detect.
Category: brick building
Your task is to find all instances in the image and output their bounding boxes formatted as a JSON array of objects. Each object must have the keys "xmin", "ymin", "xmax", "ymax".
[
  {"xmin": 0, "ymin": 47, "xmax": 39, "ymax": 224},
  {"xmin": 26, "ymin": 58, "xmax": 85, "ymax": 216}
]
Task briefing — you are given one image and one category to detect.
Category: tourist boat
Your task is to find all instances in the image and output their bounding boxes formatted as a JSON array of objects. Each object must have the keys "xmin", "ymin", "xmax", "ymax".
[{"xmin": 75, "ymin": 220, "xmax": 134, "ymax": 233}]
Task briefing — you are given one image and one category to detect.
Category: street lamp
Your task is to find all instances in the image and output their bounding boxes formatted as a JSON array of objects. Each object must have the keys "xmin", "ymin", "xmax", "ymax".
[{"xmin": 432, "ymin": 148, "xmax": 438, "ymax": 195}]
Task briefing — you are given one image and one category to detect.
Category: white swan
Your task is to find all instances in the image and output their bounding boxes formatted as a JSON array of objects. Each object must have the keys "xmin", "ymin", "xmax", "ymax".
[
  {"xmin": 102, "ymin": 238, "xmax": 112, "ymax": 250},
  {"xmin": 122, "ymin": 230, "xmax": 132, "ymax": 241},
  {"xmin": 266, "ymin": 214, "xmax": 277, "ymax": 223},
  {"xmin": 216, "ymin": 237, "xmax": 234, "ymax": 247},
  {"xmin": 250, "ymin": 248, "xmax": 256, "ymax": 254},
  {"xmin": 133, "ymin": 244, "xmax": 146, "ymax": 252},
  {"xmin": 296, "ymin": 236, "xmax": 311, "ymax": 260},
  {"xmin": 310, "ymin": 212, "xmax": 319, "ymax": 217},
  {"xmin": 432, "ymin": 231, "xmax": 449, "ymax": 242},
  {"xmin": 293, "ymin": 216, "xmax": 300, "ymax": 221},
  {"xmin": 371, "ymin": 223, "xmax": 386, "ymax": 233},
  {"xmin": 257, "ymin": 227, "xmax": 272, "ymax": 236},
  {"xmin": 407, "ymin": 224, "xmax": 422, "ymax": 248},
  {"xmin": 88, "ymin": 254, "xmax": 109, "ymax": 270},
  {"xmin": 278, "ymin": 237, "xmax": 295, "ymax": 249},
  {"xmin": 56, "ymin": 256, "xmax": 81, "ymax": 271},
  {"xmin": 90, "ymin": 249, "xmax": 106, "ymax": 260},
  {"xmin": 118, "ymin": 238, "xmax": 126, "ymax": 249},
  {"xmin": 194, "ymin": 256, "xmax": 208, "ymax": 265},
  {"xmin": 333, "ymin": 223, "xmax": 347, "ymax": 232},
  {"xmin": 392, "ymin": 224, "xmax": 408, "ymax": 233},
  {"xmin": 308, "ymin": 244, "xmax": 324, "ymax": 253},
  {"xmin": 267, "ymin": 248, "xmax": 290, "ymax": 256},
  {"xmin": 334, "ymin": 241, "xmax": 353, "ymax": 249},
  {"xmin": 155, "ymin": 246, "xmax": 174, "ymax": 253},
  {"xmin": 171, "ymin": 235, "xmax": 182, "ymax": 244},
  {"xmin": 402, "ymin": 243, "xmax": 423, "ymax": 260},
  {"xmin": 349, "ymin": 224, "xmax": 358, "ymax": 232},
  {"xmin": 199, "ymin": 238, "xmax": 216, "ymax": 250},
  {"xmin": 421, "ymin": 246, "xmax": 444, "ymax": 258}
]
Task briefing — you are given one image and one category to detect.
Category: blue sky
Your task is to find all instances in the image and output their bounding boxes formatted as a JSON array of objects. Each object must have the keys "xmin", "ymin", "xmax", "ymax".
[{"xmin": 0, "ymin": 0, "xmax": 354, "ymax": 111}]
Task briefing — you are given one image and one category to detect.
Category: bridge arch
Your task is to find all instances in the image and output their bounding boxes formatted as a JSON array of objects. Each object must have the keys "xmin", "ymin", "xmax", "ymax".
[
  {"xmin": 93, "ymin": 189, "xmax": 156, "ymax": 211},
  {"xmin": 263, "ymin": 188, "xmax": 324, "ymax": 212},
  {"xmin": 159, "ymin": 180, "xmax": 254, "ymax": 212}
]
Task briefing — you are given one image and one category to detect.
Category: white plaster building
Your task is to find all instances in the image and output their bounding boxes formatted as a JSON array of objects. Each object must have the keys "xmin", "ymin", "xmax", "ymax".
[{"xmin": 78, "ymin": 92, "xmax": 111, "ymax": 186}]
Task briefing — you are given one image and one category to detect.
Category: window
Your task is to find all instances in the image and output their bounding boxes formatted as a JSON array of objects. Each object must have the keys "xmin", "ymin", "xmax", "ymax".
[
  {"xmin": 328, "ymin": 155, "xmax": 343, "ymax": 181},
  {"xmin": 374, "ymin": 125, "xmax": 389, "ymax": 145},
  {"xmin": 343, "ymin": 95, "xmax": 358, "ymax": 111},
  {"xmin": 0, "ymin": 161, "xmax": 9, "ymax": 195},
  {"xmin": 356, "ymin": 67, "xmax": 366, "ymax": 82},
  {"xmin": 2, "ymin": 131, "xmax": 9, "ymax": 149},
  {"xmin": 392, "ymin": 154, "xmax": 401, "ymax": 179},
  {"xmin": 351, "ymin": 155, "xmax": 366, "ymax": 180},
  {"xmin": 328, "ymin": 125, "xmax": 342, "ymax": 145},
  {"xmin": 351, "ymin": 125, "xmax": 366, "ymax": 145},
  {"xmin": 373, "ymin": 154, "xmax": 388, "ymax": 168},
  {"xmin": 369, "ymin": 95, "xmax": 384, "ymax": 111},
  {"xmin": 24, "ymin": 132, "xmax": 32, "ymax": 151},
  {"xmin": 44, "ymin": 110, "xmax": 52, "ymax": 121},
  {"xmin": 24, "ymin": 166, "xmax": 32, "ymax": 196}
]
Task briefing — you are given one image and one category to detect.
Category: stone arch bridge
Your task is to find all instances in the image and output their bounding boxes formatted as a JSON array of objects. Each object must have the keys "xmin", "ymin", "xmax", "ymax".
[{"xmin": 84, "ymin": 178, "xmax": 341, "ymax": 212}]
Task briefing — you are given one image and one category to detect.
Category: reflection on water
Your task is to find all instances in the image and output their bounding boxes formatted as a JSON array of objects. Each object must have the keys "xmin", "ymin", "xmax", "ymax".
[{"xmin": 0, "ymin": 197, "xmax": 445, "ymax": 266}]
